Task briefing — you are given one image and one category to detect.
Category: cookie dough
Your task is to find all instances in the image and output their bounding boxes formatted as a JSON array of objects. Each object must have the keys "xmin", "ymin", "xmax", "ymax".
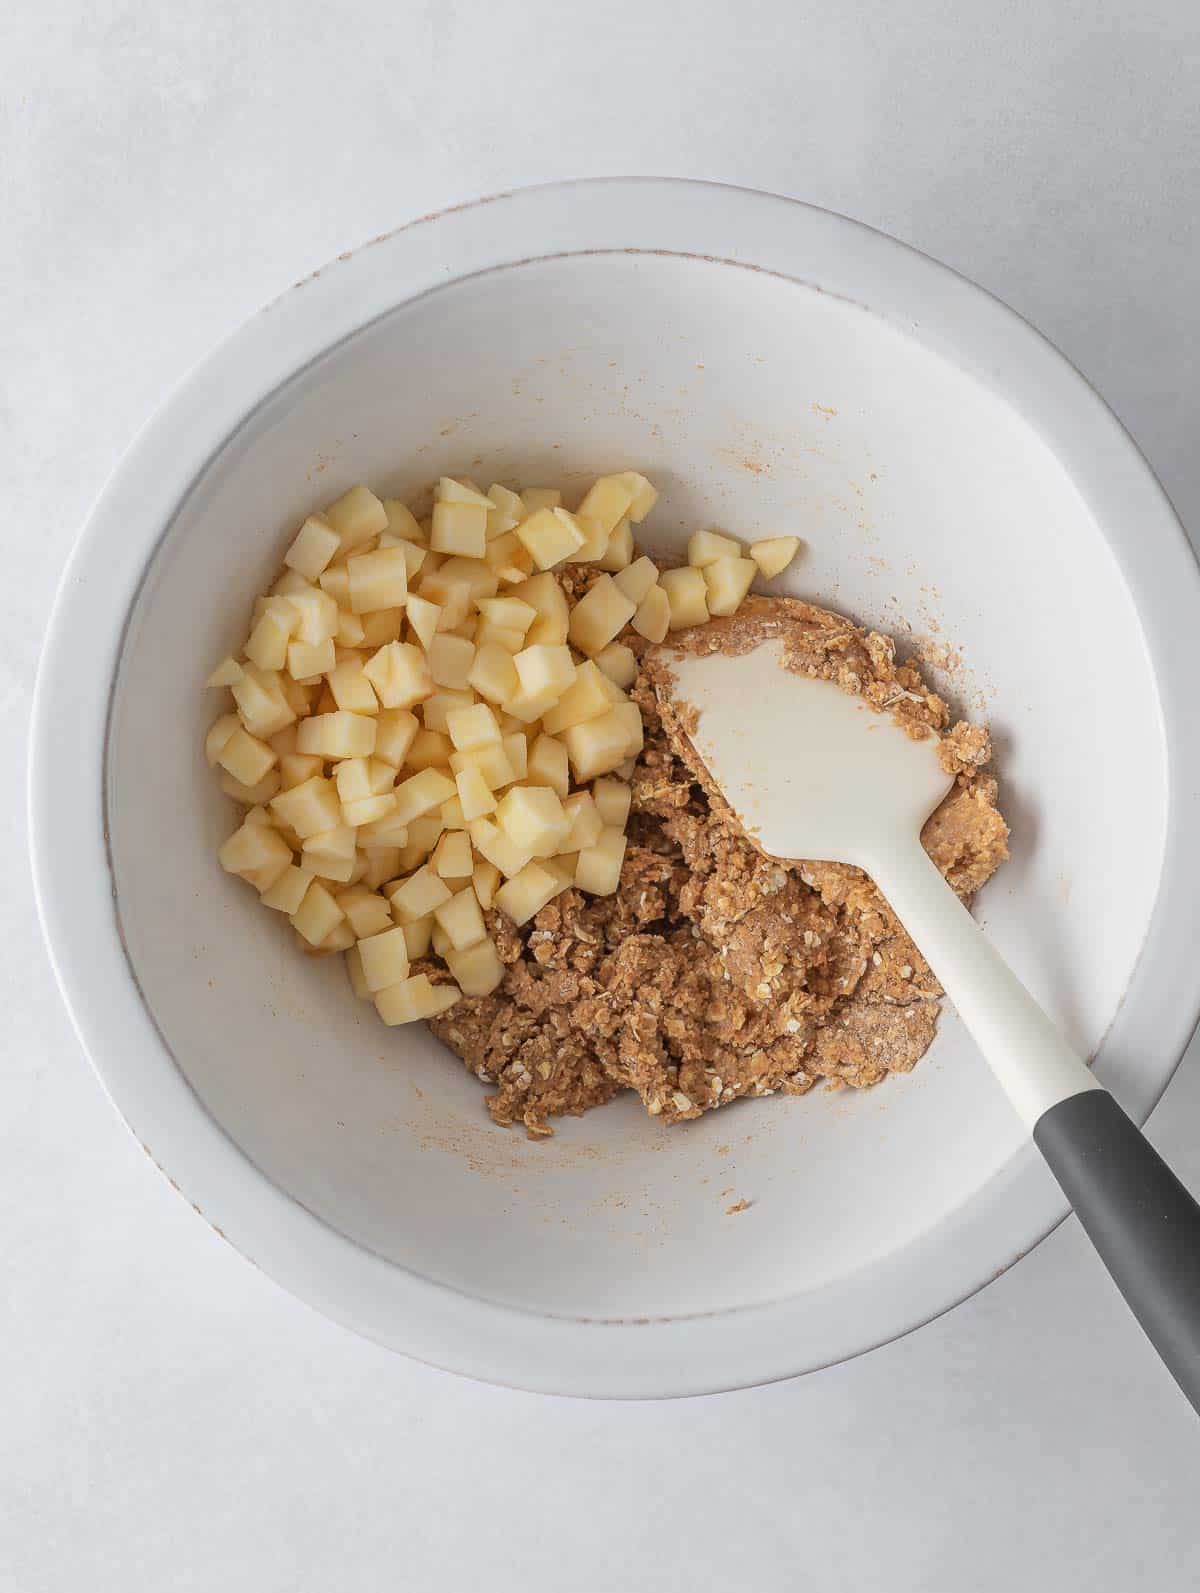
[{"xmin": 429, "ymin": 594, "xmax": 1008, "ymax": 1134}]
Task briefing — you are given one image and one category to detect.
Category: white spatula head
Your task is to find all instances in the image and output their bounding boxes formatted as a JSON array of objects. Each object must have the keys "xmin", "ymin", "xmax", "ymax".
[{"xmin": 665, "ymin": 639, "xmax": 954, "ymax": 871}]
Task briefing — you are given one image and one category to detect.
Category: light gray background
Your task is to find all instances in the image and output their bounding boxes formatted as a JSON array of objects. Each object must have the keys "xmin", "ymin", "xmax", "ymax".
[{"xmin": 5, "ymin": 2, "xmax": 1200, "ymax": 1588}]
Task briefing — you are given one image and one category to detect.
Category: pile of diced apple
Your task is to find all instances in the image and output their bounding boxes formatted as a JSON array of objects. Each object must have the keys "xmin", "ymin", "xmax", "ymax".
[{"xmin": 205, "ymin": 472, "xmax": 799, "ymax": 1025}]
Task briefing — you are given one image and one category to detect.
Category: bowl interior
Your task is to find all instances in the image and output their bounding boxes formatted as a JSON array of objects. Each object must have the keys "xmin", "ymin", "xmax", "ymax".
[{"xmin": 107, "ymin": 252, "xmax": 1165, "ymax": 1321}]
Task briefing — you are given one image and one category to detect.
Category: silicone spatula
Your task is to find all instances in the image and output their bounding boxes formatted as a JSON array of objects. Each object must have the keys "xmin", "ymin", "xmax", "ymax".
[{"xmin": 666, "ymin": 636, "xmax": 1200, "ymax": 1410}]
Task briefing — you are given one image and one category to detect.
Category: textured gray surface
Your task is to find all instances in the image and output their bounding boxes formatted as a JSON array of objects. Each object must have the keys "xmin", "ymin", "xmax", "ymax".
[{"xmin": 4, "ymin": 2, "xmax": 1199, "ymax": 1587}]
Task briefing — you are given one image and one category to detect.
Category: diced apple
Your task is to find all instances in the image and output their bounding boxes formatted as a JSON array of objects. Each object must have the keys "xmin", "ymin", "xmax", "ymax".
[
  {"xmin": 362, "ymin": 641, "xmax": 433, "ymax": 710},
  {"xmin": 562, "ymin": 791, "xmax": 604, "ymax": 851},
  {"xmin": 467, "ymin": 642, "xmax": 519, "ymax": 705},
  {"xmin": 501, "ymin": 732, "xmax": 528, "ymax": 780},
  {"xmin": 451, "ymin": 741, "xmax": 516, "ymax": 790},
  {"xmin": 421, "ymin": 688, "xmax": 475, "ymax": 734},
  {"xmin": 660, "ymin": 566, "xmax": 710, "ymax": 630},
  {"xmin": 512, "ymin": 644, "xmax": 573, "ymax": 702},
  {"xmin": 218, "ymin": 727, "xmax": 278, "ymax": 788},
  {"xmin": 452, "ymin": 764, "xmax": 494, "ymax": 822},
  {"xmin": 335, "ymin": 757, "xmax": 395, "ymax": 803},
  {"xmin": 445, "ymin": 937, "xmax": 505, "ymax": 997},
  {"xmin": 205, "ymin": 712, "xmax": 241, "ymax": 766},
  {"xmin": 327, "ymin": 657, "xmax": 379, "ymax": 714},
  {"xmin": 434, "ymin": 885, "xmax": 486, "ymax": 951},
  {"xmin": 270, "ymin": 775, "xmax": 342, "ymax": 839},
  {"xmin": 319, "ymin": 566, "xmax": 351, "ymax": 607},
  {"xmin": 356, "ymin": 809, "xmax": 411, "ymax": 849},
  {"xmin": 382, "ymin": 499, "xmax": 425, "ymax": 543},
  {"xmin": 291, "ymin": 879, "xmax": 345, "ymax": 946},
  {"xmin": 336, "ymin": 610, "xmax": 366, "ymax": 648},
  {"xmin": 347, "ymin": 546, "xmax": 409, "ymax": 614},
  {"xmin": 296, "ymin": 710, "xmax": 376, "ymax": 759},
  {"xmin": 428, "ymin": 634, "xmax": 476, "ymax": 690},
  {"xmin": 494, "ymin": 862, "xmax": 559, "ymax": 926},
  {"xmin": 567, "ymin": 575, "xmax": 636, "ymax": 656},
  {"xmin": 687, "ymin": 529, "xmax": 742, "ymax": 567},
  {"xmin": 218, "ymin": 818, "xmax": 292, "ymax": 885},
  {"xmin": 520, "ymin": 487, "xmax": 561, "ymax": 511},
  {"xmin": 288, "ymin": 587, "xmax": 340, "ymax": 645},
  {"xmin": 220, "ymin": 769, "xmax": 281, "ymax": 806},
  {"xmin": 593, "ymin": 642, "xmax": 638, "ymax": 689},
  {"xmin": 362, "ymin": 846, "xmax": 402, "ymax": 890},
  {"xmin": 516, "ymin": 506, "xmax": 586, "ymax": 569},
  {"xmin": 597, "ymin": 518, "xmax": 634, "ymax": 572},
  {"xmin": 392, "ymin": 767, "xmax": 457, "ymax": 825},
  {"xmin": 611, "ymin": 471, "xmax": 658, "ymax": 522},
  {"xmin": 405, "ymin": 727, "xmax": 453, "ymax": 770},
  {"xmin": 302, "ymin": 822, "xmax": 357, "ymax": 877},
  {"xmin": 336, "ymin": 885, "xmax": 395, "ymax": 939},
  {"xmin": 406, "ymin": 593, "xmax": 441, "ymax": 652},
  {"xmin": 373, "ymin": 708, "xmax": 420, "ymax": 768},
  {"xmin": 631, "ymin": 583, "xmax": 670, "ymax": 643},
  {"xmin": 541, "ymin": 661, "xmax": 614, "ymax": 734},
  {"xmin": 389, "ymin": 864, "xmax": 452, "ymax": 922},
  {"xmin": 575, "ymin": 826, "xmax": 628, "ymax": 896},
  {"xmin": 485, "ymin": 483, "xmax": 525, "ymax": 539},
  {"xmin": 431, "ymin": 501, "xmax": 487, "ymax": 557},
  {"xmin": 399, "ymin": 914, "xmax": 434, "ymax": 958},
  {"xmin": 341, "ymin": 793, "xmax": 397, "ymax": 827},
  {"xmin": 358, "ymin": 609, "xmax": 404, "ymax": 647},
  {"xmin": 260, "ymin": 863, "xmax": 312, "ymax": 914},
  {"xmin": 702, "ymin": 555, "xmax": 758, "ymax": 617},
  {"xmin": 285, "ymin": 515, "xmax": 341, "ymax": 580},
  {"xmin": 749, "ymin": 535, "xmax": 801, "ymax": 579},
  {"xmin": 205, "ymin": 656, "xmax": 245, "ymax": 689},
  {"xmin": 524, "ymin": 734, "xmax": 570, "ymax": 800},
  {"xmin": 245, "ymin": 611, "xmax": 291, "ymax": 672},
  {"xmin": 446, "ymin": 702, "xmax": 501, "ymax": 751},
  {"xmin": 472, "ymin": 859, "xmax": 500, "ymax": 909},
  {"xmin": 436, "ymin": 476, "xmax": 494, "ymax": 508},
  {"xmin": 375, "ymin": 974, "xmax": 461, "ymax": 1025},
  {"xmin": 476, "ymin": 595, "xmax": 535, "ymax": 633},
  {"xmin": 613, "ymin": 556, "xmax": 660, "ymax": 607},
  {"xmin": 592, "ymin": 776, "xmax": 632, "ymax": 829},
  {"xmin": 325, "ymin": 485, "xmax": 388, "ymax": 553},
  {"xmin": 496, "ymin": 784, "xmax": 567, "ymax": 858},
  {"xmin": 357, "ymin": 925, "xmax": 411, "ymax": 992},
  {"xmin": 231, "ymin": 672, "xmax": 295, "ymax": 739},
  {"xmin": 285, "ymin": 638, "xmax": 335, "ymax": 680},
  {"xmin": 433, "ymin": 830, "xmax": 473, "ymax": 878},
  {"xmin": 469, "ymin": 817, "xmax": 533, "ymax": 880},
  {"xmin": 563, "ymin": 704, "xmax": 640, "ymax": 781},
  {"xmin": 436, "ymin": 556, "xmax": 498, "ymax": 603}
]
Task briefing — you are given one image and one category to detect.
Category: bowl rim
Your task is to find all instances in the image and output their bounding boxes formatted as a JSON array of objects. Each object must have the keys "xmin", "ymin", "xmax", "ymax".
[{"xmin": 28, "ymin": 177, "xmax": 1200, "ymax": 1398}]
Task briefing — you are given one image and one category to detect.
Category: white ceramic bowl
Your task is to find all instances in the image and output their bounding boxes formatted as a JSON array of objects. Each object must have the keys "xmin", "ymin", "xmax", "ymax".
[{"xmin": 31, "ymin": 180, "xmax": 1200, "ymax": 1397}]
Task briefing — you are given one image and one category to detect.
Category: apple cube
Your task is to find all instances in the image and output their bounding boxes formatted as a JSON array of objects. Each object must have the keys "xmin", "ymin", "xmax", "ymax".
[
  {"xmin": 567, "ymin": 575, "xmax": 636, "ymax": 656},
  {"xmin": 406, "ymin": 593, "xmax": 441, "ymax": 652},
  {"xmin": 497, "ymin": 784, "xmax": 567, "ymax": 858},
  {"xmin": 231, "ymin": 672, "xmax": 295, "ymax": 739},
  {"xmin": 433, "ymin": 830, "xmax": 473, "ymax": 878},
  {"xmin": 436, "ymin": 476, "xmax": 494, "ymax": 508},
  {"xmin": 218, "ymin": 727, "xmax": 278, "ymax": 788},
  {"xmin": 422, "ymin": 688, "xmax": 475, "ymax": 734},
  {"xmin": 433, "ymin": 885, "xmax": 486, "ymax": 952},
  {"xmin": 205, "ymin": 712, "xmax": 240, "ymax": 766},
  {"xmin": 362, "ymin": 846, "xmax": 402, "ymax": 890},
  {"xmin": 356, "ymin": 926, "xmax": 411, "ymax": 993},
  {"xmin": 631, "ymin": 583, "xmax": 670, "ymax": 643},
  {"xmin": 286, "ymin": 638, "xmax": 336, "ymax": 680},
  {"xmin": 358, "ymin": 609, "xmax": 404, "ymax": 647},
  {"xmin": 428, "ymin": 633, "xmax": 476, "ymax": 690},
  {"xmin": 501, "ymin": 732, "xmax": 528, "ymax": 780},
  {"xmin": 467, "ymin": 642, "xmax": 519, "ymax": 704},
  {"xmin": 749, "ymin": 535, "xmax": 801, "ymax": 579},
  {"xmin": 445, "ymin": 937, "xmax": 505, "ymax": 997},
  {"xmin": 270, "ymin": 775, "xmax": 342, "ymax": 839},
  {"xmin": 593, "ymin": 642, "xmax": 638, "ymax": 690},
  {"xmin": 260, "ymin": 864, "xmax": 312, "ymax": 915},
  {"xmin": 524, "ymin": 733, "xmax": 570, "ymax": 799},
  {"xmin": 218, "ymin": 818, "xmax": 292, "ymax": 885},
  {"xmin": 472, "ymin": 860, "xmax": 500, "ymax": 910},
  {"xmin": 613, "ymin": 556, "xmax": 660, "ymax": 607},
  {"xmin": 336, "ymin": 611, "xmax": 366, "ymax": 648},
  {"xmin": 446, "ymin": 702, "xmax": 501, "ymax": 752},
  {"xmin": 687, "ymin": 529, "xmax": 743, "ymax": 567},
  {"xmin": 205, "ymin": 656, "xmax": 244, "ymax": 689},
  {"xmin": 375, "ymin": 974, "xmax": 461, "ymax": 1025},
  {"xmin": 516, "ymin": 506, "xmax": 586, "ymax": 569},
  {"xmin": 494, "ymin": 862, "xmax": 560, "ymax": 926},
  {"xmin": 454, "ymin": 764, "xmax": 496, "ymax": 821},
  {"xmin": 592, "ymin": 776, "xmax": 632, "ymax": 828},
  {"xmin": 431, "ymin": 501, "xmax": 487, "ymax": 557},
  {"xmin": 477, "ymin": 595, "xmax": 535, "ymax": 633},
  {"xmin": 319, "ymin": 566, "xmax": 351, "ymax": 606},
  {"xmin": 520, "ymin": 487, "xmax": 561, "ymax": 511},
  {"xmin": 562, "ymin": 791, "xmax": 604, "ymax": 852},
  {"xmin": 336, "ymin": 886, "xmax": 395, "ymax": 939},
  {"xmin": 347, "ymin": 547, "xmax": 408, "ymax": 614},
  {"xmin": 393, "ymin": 767, "xmax": 457, "ymax": 825},
  {"xmin": 220, "ymin": 769, "xmax": 281, "ymax": 806},
  {"xmin": 288, "ymin": 587, "xmax": 340, "ymax": 645},
  {"xmin": 341, "ymin": 793, "xmax": 396, "ymax": 827},
  {"xmin": 541, "ymin": 661, "xmax": 614, "ymax": 734},
  {"xmin": 245, "ymin": 610, "xmax": 292, "ymax": 672},
  {"xmin": 563, "ymin": 705, "xmax": 639, "ymax": 781},
  {"xmin": 469, "ymin": 817, "xmax": 533, "ymax": 880},
  {"xmin": 597, "ymin": 518, "xmax": 634, "ymax": 572},
  {"xmin": 390, "ymin": 864, "xmax": 452, "ymax": 922},
  {"xmin": 659, "ymin": 566, "xmax": 709, "ymax": 630},
  {"xmin": 485, "ymin": 483, "xmax": 526, "ymax": 538},
  {"xmin": 405, "ymin": 728, "xmax": 453, "ymax": 770},
  {"xmin": 702, "ymin": 555, "xmax": 758, "ymax": 617},
  {"xmin": 399, "ymin": 915, "xmax": 434, "ymax": 958},
  {"xmin": 513, "ymin": 643, "xmax": 574, "ymax": 700},
  {"xmin": 296, "ymin": 710, "xmax": 376, "ymax": 759},
  {"xmin": 362, "ymin": 641, "xmax": 433, "ymax": 710},
  {"xmin": 291, "ymin": 879, "xmax": 345, "ymax": 946},
  {"xmin": 325, "ymin": 485, "xmax": 388, "ymax": 552},
  {"xmin": 575, "ymin": 826, "xmax": 628, "ymax": 896},
  {"xmin": 356, "ymin": 809, "xmax": 411, "ymax": 849},
  {"xmin": 327, "ymin": 658, "xmax": 379, "ymax": 714},
  {"xmin": 612, "ymin": 471, "xmax": 658, "ymax": 522},
  {"xmin": 335, "ymin": 756, "xmax": 395, "ymax": 803},
  {"xmin": 285, "ymin": 515, "xmax": 340, "ymax": 580},
  {"xmin": 373, "ymin": 708, "xmax": 420, "ymax": 768}
]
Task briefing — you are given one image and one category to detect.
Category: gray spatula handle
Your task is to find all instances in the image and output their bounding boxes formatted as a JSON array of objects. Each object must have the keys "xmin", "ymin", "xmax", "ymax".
[
  {"xmin": 1034, "ymin": 1089, "xmax": 1200, "ymax": 1411},
  {"xmin": 873, "ymin": 838, "xmax": 1200, "ymax": 1414}
]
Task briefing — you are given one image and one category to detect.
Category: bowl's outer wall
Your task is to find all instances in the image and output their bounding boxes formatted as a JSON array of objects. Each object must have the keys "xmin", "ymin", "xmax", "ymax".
[
  {"xmin": 110, "ymin": 252, "xmax": 1162, "ymax": 1319},
  {"xmin": 32, "ymin": 182, "xmax": 1200, "ymax": 1394}
]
